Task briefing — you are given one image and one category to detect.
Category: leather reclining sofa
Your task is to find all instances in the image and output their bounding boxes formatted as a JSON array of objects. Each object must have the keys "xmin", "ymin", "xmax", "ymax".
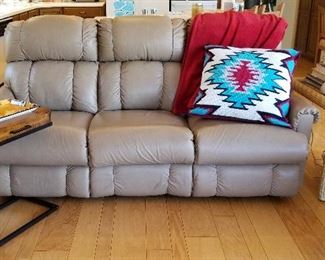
[{"xmin": 0, "ymin": 15, "xmax": 320, "ymax": 198}]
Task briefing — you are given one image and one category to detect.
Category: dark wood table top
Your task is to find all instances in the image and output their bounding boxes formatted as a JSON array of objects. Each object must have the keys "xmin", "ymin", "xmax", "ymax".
[{"xmin": 0, "ymin": 107, "xmax": 52, "ymax": 146}]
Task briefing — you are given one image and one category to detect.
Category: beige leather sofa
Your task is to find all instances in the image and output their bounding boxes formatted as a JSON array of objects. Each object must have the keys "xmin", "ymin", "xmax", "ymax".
[{"xmin": 0, "ymin": 15, "xmax": 319, "ymax": 198}]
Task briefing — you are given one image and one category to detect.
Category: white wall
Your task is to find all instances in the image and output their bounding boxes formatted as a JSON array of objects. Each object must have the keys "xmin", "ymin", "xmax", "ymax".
[{"xmin": 281, "ymin": 0, "xmax": 300, "ymax": 48}]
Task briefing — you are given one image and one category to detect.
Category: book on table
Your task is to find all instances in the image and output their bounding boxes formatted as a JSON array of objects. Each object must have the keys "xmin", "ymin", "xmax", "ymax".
[
  {"xmin": 311, "ymin": 70, "xmax": 325, "ymax": 81},
  {"xmin": 304, "ymin": 63, "xmax": 325, "ymax": 95},
  {"xmin": 306, "ymin": 74, "xmax": 324, "ymax": 86},
  {"xmin": 0, "ymin": 99, "xmax": 38, "ymax": 123},
  {"xmin": 316, "ymin": 63, "xmax": 325, "ymax": 74}
]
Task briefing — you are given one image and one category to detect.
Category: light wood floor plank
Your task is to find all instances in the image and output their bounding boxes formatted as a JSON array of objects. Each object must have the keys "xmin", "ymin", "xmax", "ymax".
[
  {"xmin": 212, "ymin": 216, "xmax": 251, "ymax": 260},
  {"xmin": 0, "ymin": 198, "xmax": 13, "ymax": 236},
  {"xmin": 230, "ymin": 199, "xmax": 268, "ymax": 260},
  {"xmin": 35, "ymin": 198, "xmax": 80, "ymax": 252},
  {"xmin": 94, "ymin": 198, "xmax": 116, "ymax": 260},
  {"xmin": 0, "ymin": 200, "xmax": 45, "ymax": 260},
  {"xmin": 187, "ymin": 237, "xmax": 225, "ymax": 260},
  {"xmin": 300, "ymin": 174, "xmax": 325, "ymax": 227},
  {"xmin": 147, "ymin": 249, "xmax": 172, "ymax": 260},
  {"xmin": 244, "ymin": 198, "xmax": 304, "ymax": 260},
  {"xmin": 179, "ymin": 198, "xmax": 217, "ymax": 237},
  {"xmin": 14, "ymin": 211, "xmax": 47, "ymax": 260},
  {"xmin": 68, "ymin": 199, "xmax": 103, "ymax": 259},
  {"xmin": 208, "ymin": 198, "xmax": 251, "ymax": 260},
  {"xmin": 166, "ymin": 197, "xmax": 190, "ymax": 260},
  {"xmin": 31, "ymin": 250, "xmax": 68, "ymax": 260},
  {"xmin": 272, "ymin": 194, "xmax": 325, "ymax": 259},
  {"xmin": 110, "ymin": 198, "xmax": 146, "ymax": 260},
  {"xmin": 208, "ymin": 198, "xmax": 234, "ymax": 216},
  {"xmin": 146, "ymin": 197, "xmax": 172, "ymax": 250}
]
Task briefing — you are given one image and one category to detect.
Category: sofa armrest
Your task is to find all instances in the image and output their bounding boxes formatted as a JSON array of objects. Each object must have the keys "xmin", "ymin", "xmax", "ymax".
[
  {"xmin": 0, "ymin": 83, "xmax": 15, "ymax": 100},
  {"xmin": 289, "ymin": 92, "xmax": 320, "ymax": 140}
]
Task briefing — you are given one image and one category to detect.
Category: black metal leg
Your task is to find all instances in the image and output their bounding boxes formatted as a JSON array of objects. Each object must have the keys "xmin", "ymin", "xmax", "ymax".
[{"xmin": 0, "ymin": 196, "xmax": 59, "ymax": 247}]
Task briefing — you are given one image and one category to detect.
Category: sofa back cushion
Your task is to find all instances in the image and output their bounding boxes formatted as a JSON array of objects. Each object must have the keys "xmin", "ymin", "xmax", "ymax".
[
  {"xmin": 98, "ymin": 16, "xmax": 187, "ymax": 111},
  {"xmin": 4, "ymin": 16, "xmax": 187, "ymax": 112},
  {"xmin": 4, "ymin": 15, "xmax": 98, "ymax": 113}
]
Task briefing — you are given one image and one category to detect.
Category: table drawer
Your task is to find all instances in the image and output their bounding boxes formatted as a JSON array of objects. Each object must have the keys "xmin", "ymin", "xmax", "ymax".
[
  {"xmin": 29, "ymin": 9, "xmax": 40, "ymax": 18},
  {"xmin": 63, "ymin": 7, "xmax": 103, "ymax": 18},
  {"xmin": 19, "ymin": 12, "xmax": 29, "ymax": 21},
  {"xmin": 40, "ymin": 8, "xmax": 63, "ymax": 15}
]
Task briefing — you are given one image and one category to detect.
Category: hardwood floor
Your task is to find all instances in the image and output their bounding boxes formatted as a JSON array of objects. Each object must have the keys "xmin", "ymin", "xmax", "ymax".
[
  {"xmin": 294, "ymin": 57, "xmax": 314, "ymax": 78},
  {"xmin": 1, "ymin": 58, "xmax": 325, "ymax": 259}
]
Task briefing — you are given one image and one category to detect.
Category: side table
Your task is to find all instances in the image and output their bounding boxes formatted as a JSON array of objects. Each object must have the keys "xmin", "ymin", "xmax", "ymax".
[
  {"xmin": 293, "ymin": 78, "xmax": 325, "ymax": 109},
  {"xmin": 0, "ymin": 107, "xmax": 58, "ymax": 247}
]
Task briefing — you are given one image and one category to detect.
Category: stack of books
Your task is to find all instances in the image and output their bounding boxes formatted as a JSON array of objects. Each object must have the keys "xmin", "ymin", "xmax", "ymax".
[
  {"xmin": 0, "ymin": 99, "xmax": 38, "ymax": 123},
  {"xmin": 304, "ymin": 63, "xmax": 325, "ymax": 94}
]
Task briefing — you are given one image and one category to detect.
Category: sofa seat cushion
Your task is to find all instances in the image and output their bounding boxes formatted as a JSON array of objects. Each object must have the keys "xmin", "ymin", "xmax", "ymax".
[
  {"xmin": 0, "ymin": 112, "xmax": 92, "ymax": 166},
  {"xmin": 89, "ymin": 110, "xmax": 194, "ymax": 167},
  {"xmin": 188, "ymin": 117, "xmax": 308, "ymax": 165}
]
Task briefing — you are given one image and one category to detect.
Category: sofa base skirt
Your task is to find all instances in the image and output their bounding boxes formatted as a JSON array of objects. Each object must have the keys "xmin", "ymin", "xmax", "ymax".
[
  {"xmin": 0, "ymin": 166, "xmax": 90, "ymax": 198},
  {"xmin": 0, "ymin": 163, "xmax": 304, "ymax": 198},
  {"xmin": 90, "ymin": 164, "xmax": 192, "ymax": 197},
  {"xmin": 0, "ymin": 164, "xmax": 193, "ymax": 198},
  {"xmin": 193, "ymin": 164, "xmax": 304, "ymax": 197}
]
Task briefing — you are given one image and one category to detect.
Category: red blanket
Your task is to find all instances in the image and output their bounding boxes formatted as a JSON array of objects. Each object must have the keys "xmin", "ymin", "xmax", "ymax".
[{"xmin": 172, "ymin": 11, "xmax": 288, "ymax": 115}]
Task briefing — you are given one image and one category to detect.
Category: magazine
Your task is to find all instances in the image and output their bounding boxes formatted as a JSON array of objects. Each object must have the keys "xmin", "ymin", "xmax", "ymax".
[{"xmin": 311, "ymin": 70, "xmax": 325, "ymax": 81}]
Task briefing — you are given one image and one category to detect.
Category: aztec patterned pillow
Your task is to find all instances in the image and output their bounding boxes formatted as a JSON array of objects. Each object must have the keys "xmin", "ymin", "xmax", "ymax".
[{"xmin": 189, "ymin": 46, "xmax": 299, "ymax": 128}]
